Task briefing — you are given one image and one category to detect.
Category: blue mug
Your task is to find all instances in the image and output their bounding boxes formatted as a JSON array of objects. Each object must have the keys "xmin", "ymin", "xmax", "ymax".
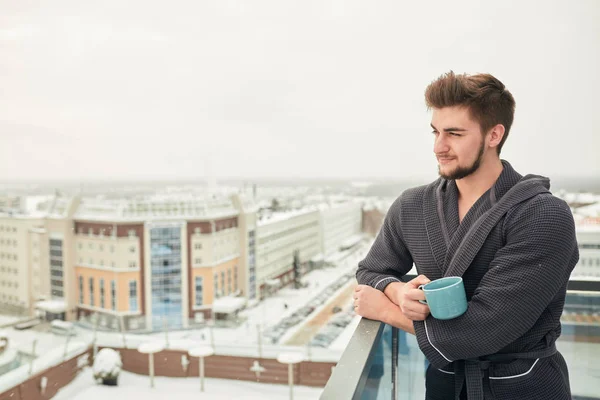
[{"xmin": 418, "ymin": 276, "xmax": 468, "ymax": 320}]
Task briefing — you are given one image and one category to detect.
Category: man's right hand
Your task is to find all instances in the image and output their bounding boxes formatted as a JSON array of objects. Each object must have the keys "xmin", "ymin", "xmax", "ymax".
[{"xmin": 384, "ymin": 275, "xmax": 431, "ymax": 321}]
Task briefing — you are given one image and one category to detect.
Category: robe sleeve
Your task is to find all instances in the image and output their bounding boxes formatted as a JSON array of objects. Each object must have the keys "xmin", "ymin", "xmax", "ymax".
[
  {"xmin": 356, "ymin": 194, "xmax": 414, "ymax": 292},
  {"xmin": 414, "ymin": 195, "xmax": 578, "ymax": 368}
]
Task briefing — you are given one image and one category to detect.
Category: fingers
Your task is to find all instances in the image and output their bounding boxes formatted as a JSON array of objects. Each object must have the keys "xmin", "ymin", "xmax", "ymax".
[
  {"xmin": 401, "ymin": 298, "xmax": 430, "ymax": 317},
  {"xmin": 407, "ymin": 274, "xmax": 431, "ymax": 288},
  {"xmin": 405, "ymin": 288, "xmax": 427, "ymax": 302},
  {"xmin": 401, "ymin": 287, "xmax": 430, "ymax": 320}
]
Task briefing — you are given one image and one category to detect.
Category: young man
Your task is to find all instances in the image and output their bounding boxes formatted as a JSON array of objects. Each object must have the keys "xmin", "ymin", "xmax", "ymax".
[{"xmin": 354, "ymin": 72, "xmax": 578, "ymax": 399}]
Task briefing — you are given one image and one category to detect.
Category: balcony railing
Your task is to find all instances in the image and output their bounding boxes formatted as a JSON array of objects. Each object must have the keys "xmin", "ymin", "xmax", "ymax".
[{"xmin": 321, "ymin": 278, "xmax": 600, "ymax": 399}]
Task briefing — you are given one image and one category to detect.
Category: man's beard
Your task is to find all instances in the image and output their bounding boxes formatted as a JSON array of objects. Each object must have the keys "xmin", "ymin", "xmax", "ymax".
[{"xmin": 438, "ymin": 140, "xmax": 485, "ymax": 180}]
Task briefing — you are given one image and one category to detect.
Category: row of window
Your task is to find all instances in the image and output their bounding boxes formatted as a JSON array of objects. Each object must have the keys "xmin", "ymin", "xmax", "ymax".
[
  {"xmin": 78, "ymin": 243, "xmax": 137, "ymax": 253},
  {"xmin": 0, "ymin": 239, "xmax": 17, "ymax": 246},
  {"xmin": 579, "ymin": 244, "xmax": 600, "ymax": 249},
  {"xmin": 0, "ymin": 266, "xmax": 18, "ymax": 274},
  {"xmin": 0, "ymin": 294, "xmax": 24, "ymax": 304},
  {"xmin": 212, "ymin": 267, "xmax": 238, "ymax": 299},
  {"xmin": 0, "ymin": 280, "xmax": 18, "ymax": 288},
  {"xmin": 192, "ymin": 222, "xmax": 237, "ymax": 235},
  {"xmin": 0, "ymin": 253, "xmax": 17, "ymax": 260},
  {"xmin": 77, "ymin": 228, "xmax": 138, "ymax": 237},
  {"xmin": 78, "ymin": 276, "xmax": 138, "ymax": 312},
  {"xmin": 49, "ymin": 239, "xmax": 64, "ymax": 300},
  {"xmin": 580, "ymin": 258, "xmax": 600, "ymax": 267},
  {"xmin": 257, "ymin": 221, "xmax": 319, "ymax": 245},
  {"xmin": 78, "ymin": 258, "xmax": 137, "ymax": 268},
  {"xmin": 0, "ymin": 227, "xmax": 17, "ymax": 232}
]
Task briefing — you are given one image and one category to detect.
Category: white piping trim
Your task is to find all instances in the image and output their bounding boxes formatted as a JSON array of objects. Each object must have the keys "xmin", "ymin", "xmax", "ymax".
[
  {"xmin": 374, "ymin": 277, "xmax": 400, "ymax": 290},
  {"xmin": 424, "ymin": 319, "xmax": 453, "ymax": 363},
  {"xmin": 489, "ymin": 358, "xmax": 540, "ymax": 380},
  {"xmin": 437, "ymin": 368, "xmax": 455, "ymax": 375}
]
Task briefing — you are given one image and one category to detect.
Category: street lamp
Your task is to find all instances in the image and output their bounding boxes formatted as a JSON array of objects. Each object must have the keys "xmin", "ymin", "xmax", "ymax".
[
  {"xmin": 277, "ymin": 352, "xmax": 304, "ymax": 400},
  {"xmin": 137, "ymin": 342, "xmax": 164, "ymax": 388},
  {"xmin": 189, "ymin": 345, "xmax": 214, "ymax": 392}
]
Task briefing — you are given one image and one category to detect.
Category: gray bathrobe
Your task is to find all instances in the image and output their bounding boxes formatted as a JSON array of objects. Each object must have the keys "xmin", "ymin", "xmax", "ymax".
[{"xmin": 356, "ymin": 161, "xmax": 578, "ymax": 400}]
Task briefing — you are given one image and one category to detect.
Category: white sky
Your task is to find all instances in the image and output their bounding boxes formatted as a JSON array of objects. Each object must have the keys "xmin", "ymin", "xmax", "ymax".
[{"xmin": 1, "ymin": 0, "xmax": 599, "ymax": 181}]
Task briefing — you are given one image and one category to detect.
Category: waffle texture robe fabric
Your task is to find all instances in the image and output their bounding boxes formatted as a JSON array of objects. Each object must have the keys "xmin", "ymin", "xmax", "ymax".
[{"xmin": 356, "ymin": 160, "xmax": 579, "ymax": 399}]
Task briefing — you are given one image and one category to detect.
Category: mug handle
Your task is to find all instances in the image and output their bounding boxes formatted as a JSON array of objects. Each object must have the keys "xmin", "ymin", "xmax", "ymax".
[{"xmin": 418, "ymin": 284, "xmax": 427, "ymax": 304}]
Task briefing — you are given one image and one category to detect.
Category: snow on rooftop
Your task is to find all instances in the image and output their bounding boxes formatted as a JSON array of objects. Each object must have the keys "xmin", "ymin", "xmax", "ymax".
[
  {"xmin": 74, "ymin": 195, "xmax": 239, "ymax": 222},
  {"xmin": 36, "ymin": 300, "xmax": 68, "ymax": 313},
  {"xmin": 257, "ymin": 206, "xmax": 319, "ymax": 226},
  {"xmin": 212, "ymin": 296, "xmax": 247, "ymax": 314}
]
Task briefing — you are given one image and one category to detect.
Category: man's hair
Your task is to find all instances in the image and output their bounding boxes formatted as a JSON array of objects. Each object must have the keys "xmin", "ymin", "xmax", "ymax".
[{"xmin": 425, "ymin": 71, "xmax": 516, "ymax": 154}]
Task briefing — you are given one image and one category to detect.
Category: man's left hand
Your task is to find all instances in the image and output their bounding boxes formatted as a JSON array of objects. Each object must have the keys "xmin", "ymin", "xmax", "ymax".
[{"xmin": 354, "ymin": 284, "xmax": 395, "ymax": 321}]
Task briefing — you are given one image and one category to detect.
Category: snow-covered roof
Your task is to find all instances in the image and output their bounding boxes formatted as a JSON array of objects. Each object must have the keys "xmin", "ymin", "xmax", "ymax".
[
  {"xmin": 35, "ymin": 300, "xmax": 68, "ymax": 313},
  {"xmin": 257, "ymin": 206, "xmax": 319, "ymax": 226},
  {"xmin": 74, "ymin": 195, "xmax": 239, "ymax": 222},
  {"xmin": 212, "ymin": 297, "xmax": 247, "ymax": 314},
  {"xmin": 574, "ymin": 202, "xmax": 600, "ymax": 218}
]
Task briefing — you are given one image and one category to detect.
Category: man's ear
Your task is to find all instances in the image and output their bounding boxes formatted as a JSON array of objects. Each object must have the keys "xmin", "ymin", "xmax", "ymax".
[{"xmin": 487, "ymin": 124, "xmax": 505, "ymax": 149}]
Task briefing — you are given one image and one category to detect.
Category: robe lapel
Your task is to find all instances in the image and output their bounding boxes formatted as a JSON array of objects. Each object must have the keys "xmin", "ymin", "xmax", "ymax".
[
  {"xmin": 442, "ymin": 187, "xmax": 494, "ymax": 271},
  {"xmin": 444, "ymin": 175, "xmax": 551, "ymax": 277},
  {"xmin": 422, "ymin": 178, "xmax": 449, "ymax": 276}
]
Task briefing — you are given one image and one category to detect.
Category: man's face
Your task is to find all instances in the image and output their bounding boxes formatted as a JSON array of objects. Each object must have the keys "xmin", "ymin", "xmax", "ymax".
[{"xmin": 431, "ymin": 106, "xmax": 486, "ymax": 180}]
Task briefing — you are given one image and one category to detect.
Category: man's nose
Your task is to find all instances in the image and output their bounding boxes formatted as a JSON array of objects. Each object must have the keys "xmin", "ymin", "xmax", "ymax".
[{"xmin": 433, "ymin": 134, "xmax": 450, "ymax": 154}]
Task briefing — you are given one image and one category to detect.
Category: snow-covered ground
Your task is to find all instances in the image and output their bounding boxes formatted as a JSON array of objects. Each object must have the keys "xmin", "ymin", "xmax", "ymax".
[
  {"xmin": 0, "ymin": 315, "xmax": 24, "ymax": 327},
  {"xmin": 54, "ymin": 367, "xmax": 322, "ymax": 400},
  {"xmin": 0, "ymin": 243, "xmax": 371, "ymax": 392}
]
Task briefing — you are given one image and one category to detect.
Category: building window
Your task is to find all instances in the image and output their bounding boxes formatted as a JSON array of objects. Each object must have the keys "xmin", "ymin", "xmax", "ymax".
[
  {"xmin": 195, "ymin": 243, "xmax": 202, "ymax": 250},
  {"xmin": 49, "ymin": 238, "xmax": 64, "ymax": 299},
  {"xmin": 89, "ymin": 277, "xmax": 94, "ymax": 306},
  {"xmin": 195, "ymin": 277, "xmax": 203, "ymax": 306},
  {"xmin": 129, "ymin": 261, "xmax": 137, "ymax": 268},
  {"xmin": 221, "ymin": 272, "xmax": 225, "ymax": 294},
  {"xmin": 214, "ymin": 273, "xmax": 219, "ymax": 298},
  {"xmin": 234, "ymin": 268, "xmax": 238, "ymax": 291},
  {"xmin": 227, "ymin": 269, "xmax": 232, "ymax": 294},
  {"xmin": 129, "ymin": 246, "xmax": 136, "ymax": 253},
  {"xmin": 100, "ymin": 279, "xmax": 105, "ymax": 308},
  {"xmin": 129, "ymin": 280, "xmax": 138, "ymax": 312},
  {"xmin": 79, "ymin": 276, "xmax": 84, "ymax": 304},
  {"xmin": 110, "ymin": 245, "xmax": 115, "ymax": 253},
  {"xmin": 78, "ymin": 243, "xmax": 83, "ymax": 250},
  {"xmin": 99, "ymin": 244, "xmax": 104, "ymax": 251},
  {"xmin": 195, "ymin": 258, "xmax": 202, "ymax": 265},
  {"xmin": 111, "ymin": 280, "xmax": 116, "ymax": 310}
]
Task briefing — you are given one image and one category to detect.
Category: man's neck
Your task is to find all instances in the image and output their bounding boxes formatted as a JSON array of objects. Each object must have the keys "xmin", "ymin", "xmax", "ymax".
[{"xmin": 456, "ymin": 157, "xmax": 504, "ymax": 203}]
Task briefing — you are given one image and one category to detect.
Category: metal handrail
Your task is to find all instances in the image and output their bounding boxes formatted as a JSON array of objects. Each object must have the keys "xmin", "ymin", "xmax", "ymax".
[
  {"xmin": 321, "ymin": 277, "xmax": 600, "ymax": 400},
  {"xmin": 320, "ymin": 318, "xmax": 385, "ymax": 400}
]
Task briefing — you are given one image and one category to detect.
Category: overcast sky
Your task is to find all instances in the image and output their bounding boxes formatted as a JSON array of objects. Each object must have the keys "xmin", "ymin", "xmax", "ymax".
[{"xmin": 1, "ymin": 0, "xmax": 599, "ymax": 182}]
